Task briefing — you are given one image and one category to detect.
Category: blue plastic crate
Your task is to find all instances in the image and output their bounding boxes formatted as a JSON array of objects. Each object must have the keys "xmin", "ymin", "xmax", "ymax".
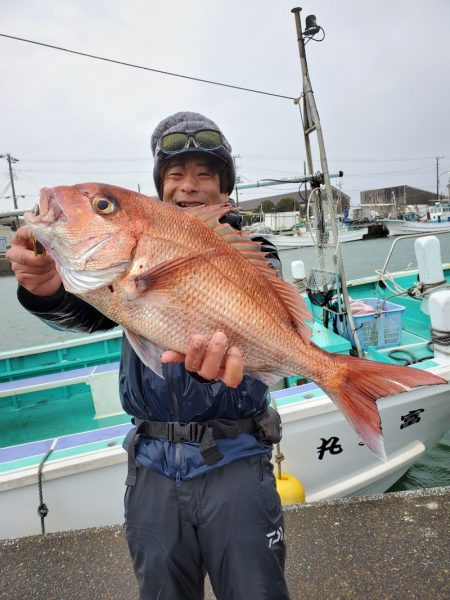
[{"xmin": 337, "ymin": 298, "xmax": 405, "ymax": 351}]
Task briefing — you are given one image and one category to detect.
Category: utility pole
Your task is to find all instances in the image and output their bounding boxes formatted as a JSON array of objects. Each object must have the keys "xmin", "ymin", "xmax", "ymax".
[
  {"xmin": 436, "ymin": 156, "xmax": 444, "ymax": 200},
  {"xmin": 0, "ymin": 154, "xmax": 19, "ymax": 209},
  {"xmin": 233, "ymin": 154, "xmax": 241, "ymax": 207}
]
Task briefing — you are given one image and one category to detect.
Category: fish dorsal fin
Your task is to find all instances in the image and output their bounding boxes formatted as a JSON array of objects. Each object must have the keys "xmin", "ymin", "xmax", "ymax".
[
  {"xmin": 183, "ymin": 203, "xmax": 234, "ymax": 222},
  {"xmin": 186, "ymin": 204, "xmax": 312, "ymax": 343}
]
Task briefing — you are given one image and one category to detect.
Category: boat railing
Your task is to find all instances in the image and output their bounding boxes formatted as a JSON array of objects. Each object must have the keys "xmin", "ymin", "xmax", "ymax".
[{"xmin": 380, "ymin": 229, "xmax": 450, "ymax": 277}]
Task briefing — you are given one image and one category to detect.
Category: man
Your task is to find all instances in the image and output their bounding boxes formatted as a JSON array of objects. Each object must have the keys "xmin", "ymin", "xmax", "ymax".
[{"xmin": 6, "ymin": 111, "xmax": 290, "ymax": 600}]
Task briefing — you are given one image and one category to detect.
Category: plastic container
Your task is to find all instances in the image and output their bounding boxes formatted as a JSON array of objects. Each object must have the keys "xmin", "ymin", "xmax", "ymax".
[{"xmin": 336, "ymin": 298, "xmax": 405, "ymax": 351}]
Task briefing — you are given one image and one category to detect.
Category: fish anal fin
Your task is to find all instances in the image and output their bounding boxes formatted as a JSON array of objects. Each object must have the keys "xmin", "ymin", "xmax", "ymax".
[{"xmin": 245, "ymin": 369, "xmax": 286, "ymax": 387}]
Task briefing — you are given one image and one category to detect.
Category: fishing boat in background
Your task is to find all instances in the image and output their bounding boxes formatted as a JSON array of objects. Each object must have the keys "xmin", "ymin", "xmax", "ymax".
[
  {"xmin": 261, "ymin": 225, "xmax": 368, "ymax": 250},
  {"xmin": 382, "ymin": 202, "xmax": 450, "ymax": 236}
]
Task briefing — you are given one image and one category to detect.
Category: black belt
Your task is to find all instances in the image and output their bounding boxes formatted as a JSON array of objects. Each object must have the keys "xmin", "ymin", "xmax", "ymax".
[{"xmin": 125, "ymin": 417, "xmax": 257, "ymax": 486}]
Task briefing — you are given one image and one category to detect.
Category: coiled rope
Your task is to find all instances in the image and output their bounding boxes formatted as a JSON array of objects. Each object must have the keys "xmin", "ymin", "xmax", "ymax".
[{"xmin": 431, "ymin": 327, "xmax": 450, "ymax": 354}]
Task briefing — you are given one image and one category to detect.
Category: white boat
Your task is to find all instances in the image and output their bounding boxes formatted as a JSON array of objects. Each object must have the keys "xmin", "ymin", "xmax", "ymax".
[
  {"xmin": 262, "ymin": 226, "xmax": 368, "ymax": 250},
  {"xmin": 1, "ymin": 10, "xmax": 449, "ymax": 541},
  {"xmin": 383, "ymin": 202, "xmax": 450, "ymax": 236}
]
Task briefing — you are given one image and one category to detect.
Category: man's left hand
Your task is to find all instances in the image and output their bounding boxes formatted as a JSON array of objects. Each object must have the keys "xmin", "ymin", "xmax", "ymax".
[{"xmin": 161, "ymin": 331, "xmax": 244, "ymax": 388}]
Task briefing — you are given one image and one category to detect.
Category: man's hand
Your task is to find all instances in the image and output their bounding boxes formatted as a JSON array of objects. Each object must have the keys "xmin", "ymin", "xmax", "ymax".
[
  {"xmin": 5, "ymin": 226, "xmax": 62, "ymax": 296},
  {"xmin": 161, "ymin": 331, "xmax": 244, "ymax": 388}
]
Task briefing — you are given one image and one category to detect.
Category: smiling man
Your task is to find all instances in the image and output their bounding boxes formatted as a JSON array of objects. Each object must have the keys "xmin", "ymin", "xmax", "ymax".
[{"xmin": 6, "ymin": 111, "xmax": 289, "ymax": 600}]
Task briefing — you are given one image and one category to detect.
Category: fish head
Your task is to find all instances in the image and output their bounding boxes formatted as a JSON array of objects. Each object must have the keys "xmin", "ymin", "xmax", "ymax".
[{"xmin": 24, "ymin": 183, "xmax": 147, "ymax": 294}]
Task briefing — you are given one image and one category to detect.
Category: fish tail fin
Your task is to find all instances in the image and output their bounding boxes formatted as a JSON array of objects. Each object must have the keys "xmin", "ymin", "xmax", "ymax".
[{"xmin": 320, "ymin": 355, "xmax": 447, "ymax": 461}]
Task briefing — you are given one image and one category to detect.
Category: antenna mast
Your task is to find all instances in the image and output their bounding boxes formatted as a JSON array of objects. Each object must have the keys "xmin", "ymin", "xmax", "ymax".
[{"xmin": 291, "ymin": 7, "xmax": 363, "ymax": 356}]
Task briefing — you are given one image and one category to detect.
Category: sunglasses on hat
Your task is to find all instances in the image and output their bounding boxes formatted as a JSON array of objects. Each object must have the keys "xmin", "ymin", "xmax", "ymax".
[{"xmin": 156, "ymin": 129, "xmax": 228, "ymax": 155}]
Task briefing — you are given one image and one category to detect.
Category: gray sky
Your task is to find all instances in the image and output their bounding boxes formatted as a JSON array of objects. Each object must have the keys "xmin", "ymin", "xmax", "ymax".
[{"xmin": 1, "ymin": 0, "xmax": 449, "ymax": 211}]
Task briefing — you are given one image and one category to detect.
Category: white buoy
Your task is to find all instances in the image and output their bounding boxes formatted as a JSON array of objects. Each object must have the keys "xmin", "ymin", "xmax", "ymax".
[
  {"xmin": 291, "ymin": 260, "xmax": 306, "ymax": 280},
  {"xmin": 415, "ymin": 236, "xmax": 444, "ymax": 285},
  {"xmin": 429, "ymin": 290, "xmax": 450, "ymax": 363},
  {"xmin": 291, "ymin": 260, "xmax": 306, "ymax": 292},
  {"xmin": 414, "ymin": 236, "xmax": 444, "ymax": 314}
]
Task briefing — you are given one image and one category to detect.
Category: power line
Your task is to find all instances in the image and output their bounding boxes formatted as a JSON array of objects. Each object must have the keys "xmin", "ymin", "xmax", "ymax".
[
  {"xmin": 244, "ymin": 154, "xmax": 438, "ymax": 163},
  {"xmin": 0, "ymin": 32, "xmax": 296, "ymax": 101},
  {"xmin": 21, "ymin": 158, "xmax": 150, "ymax": 162},
  {"xmin": 20, "ymin": 168, "xmax": 153, "ymax": 174},
  {"xmin": 343, "ymin": 164, "xmax": 434, "ymax": 177}
]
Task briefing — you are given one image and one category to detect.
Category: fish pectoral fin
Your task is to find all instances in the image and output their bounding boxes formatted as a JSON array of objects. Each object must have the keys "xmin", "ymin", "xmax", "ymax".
[
  {"xmin": 130, "ymin": 248, "xmax": 219, "ymax": 297},
  {"xmin": 124, "ymin": 329, "xmax": 165, "ymax": 378}
]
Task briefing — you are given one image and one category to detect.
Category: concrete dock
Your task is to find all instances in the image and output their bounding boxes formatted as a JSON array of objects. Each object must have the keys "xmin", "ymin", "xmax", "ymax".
[{"xmin": 1, "ymin": 487, "xmax": 449, "ymax": 599}]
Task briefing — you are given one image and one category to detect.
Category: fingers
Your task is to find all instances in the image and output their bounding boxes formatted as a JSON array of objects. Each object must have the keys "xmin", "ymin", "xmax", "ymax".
[
  {"xmin": 7, "ymin": 227, "xmax": 52, "ymax": 269},
  {"xmin": 5, "ymin": 226, "xmax": 62, "ymax": 296},
  {"xmin": 161, "ymin": 332, "xmax": 244, "ymax": 388},
  {"xmin": 160, "ymin": 350, "xmax": 185, "ymax": 364},
  {"xmin": 221, "ymin": 346, "xmax": 244, "ymax": 388},
  {"xmin": 10, "ymin": 226, "xmax": 34, "ymax": 250}
]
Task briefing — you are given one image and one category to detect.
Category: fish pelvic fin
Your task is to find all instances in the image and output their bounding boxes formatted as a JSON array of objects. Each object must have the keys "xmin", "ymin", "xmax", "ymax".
[
  {"xmin": 321, "ymin": 354, "xmax": 447, "ymax": 461},
  {"xmin": 124, "ymin": 329, "xmax": 165, "ymax": 378}
]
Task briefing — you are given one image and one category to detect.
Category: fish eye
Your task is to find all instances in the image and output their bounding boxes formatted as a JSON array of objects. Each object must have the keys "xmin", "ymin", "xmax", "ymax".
[{"xmin": 92, "ymin": 196, "xmax": 116, "ymax": 214}]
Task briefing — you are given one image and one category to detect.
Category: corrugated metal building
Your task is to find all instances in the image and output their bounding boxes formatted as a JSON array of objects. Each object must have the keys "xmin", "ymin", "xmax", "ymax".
[
  {"xmin": 360, "ymin": 185, "xmax": 440, "ymax": 218},
  {"xmin": 237, "ymin": 186, "xmax": 351, "ymax": 214}
]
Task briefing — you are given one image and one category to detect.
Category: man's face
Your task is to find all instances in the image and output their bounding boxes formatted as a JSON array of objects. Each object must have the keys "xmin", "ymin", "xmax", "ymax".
[{"xmin": 162, "ymin": 155, "xmax": 229, "ymax": 208}]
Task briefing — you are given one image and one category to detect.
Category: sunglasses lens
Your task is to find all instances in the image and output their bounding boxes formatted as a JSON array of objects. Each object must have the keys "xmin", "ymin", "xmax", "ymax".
[
  {"xmin": 159, "ymin": 130, "xmax": 224, "ymax": 154},
  {"xmin": 161, "ymin": 132, "xmax": 189, "ymax": 152},
  {"xmin": 194, "ymin": 130, "xmax": 222, "ymax": 149}
]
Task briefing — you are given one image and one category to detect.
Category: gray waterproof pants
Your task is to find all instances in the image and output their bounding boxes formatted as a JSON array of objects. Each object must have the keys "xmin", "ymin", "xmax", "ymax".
[{"xmin": 125, "ymin": 454, "xmax": 290, "ymax": 600}]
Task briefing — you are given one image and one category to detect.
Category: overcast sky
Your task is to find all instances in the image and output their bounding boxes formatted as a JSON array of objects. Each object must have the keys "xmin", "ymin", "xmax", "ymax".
[{"xmin": 1, "ymin": 0, "xmax": 449, "ymax": 211}]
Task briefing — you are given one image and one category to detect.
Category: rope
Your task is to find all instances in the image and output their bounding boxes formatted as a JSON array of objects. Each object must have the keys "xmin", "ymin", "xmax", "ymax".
[
  {"xmin": 37, "ymin": 438, "xmax": 57, "ymax": 534},
  {"xmin": 270, "ymin": 395, "xmax": 284, "ymax": 480},
  {"xmin": 431, "ymin": 327, "xmax": 450, "ymax": 349},
  {"xmin": 375, "ymin": 269, "xmax": 409, "ymax": 297},
  {"xmin": 408, "ymin": 279, "xmax": 447, "ymax": 299}
]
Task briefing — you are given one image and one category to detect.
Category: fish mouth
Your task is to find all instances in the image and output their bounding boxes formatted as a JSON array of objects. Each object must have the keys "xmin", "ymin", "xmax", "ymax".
[{"xmin": 26, "ymin": 188, "xmax": 66, "ymax": 226}]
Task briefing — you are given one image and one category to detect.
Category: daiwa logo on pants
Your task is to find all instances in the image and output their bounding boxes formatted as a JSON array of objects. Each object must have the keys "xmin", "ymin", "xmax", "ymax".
[{"xmin": 266, "ymin": 526, "xmax": 284, "ymax": 548}]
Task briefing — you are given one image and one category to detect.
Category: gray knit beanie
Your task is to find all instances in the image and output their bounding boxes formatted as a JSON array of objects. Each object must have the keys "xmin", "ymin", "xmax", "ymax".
[{"xmin": 151, "ymin": 111, "xmax": 236, "ymax": 198}]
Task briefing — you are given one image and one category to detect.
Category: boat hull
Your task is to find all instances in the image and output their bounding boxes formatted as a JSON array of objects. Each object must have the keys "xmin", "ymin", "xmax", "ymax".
[
  {"xmin": 263, "ymin": 227, "xmax": 368, "ymax": 250},
  {"xmin": 382, "ymin": 219, "xmax": 450, "ymax": 236},
  {"xmin": 278, "ymin": 379, "xmax": 450, "ymax": 502}
]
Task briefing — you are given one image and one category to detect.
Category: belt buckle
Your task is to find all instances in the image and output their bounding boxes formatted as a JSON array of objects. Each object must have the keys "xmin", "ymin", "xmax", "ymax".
[{"xmin": 167, "ymin": 422, "xmax": 201, "ymax": 443}]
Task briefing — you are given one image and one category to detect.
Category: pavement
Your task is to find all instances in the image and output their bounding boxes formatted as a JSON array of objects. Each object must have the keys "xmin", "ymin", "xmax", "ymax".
[{"xmin": 1, "ymin": 487, "xmax": 449, "ymax": 599}]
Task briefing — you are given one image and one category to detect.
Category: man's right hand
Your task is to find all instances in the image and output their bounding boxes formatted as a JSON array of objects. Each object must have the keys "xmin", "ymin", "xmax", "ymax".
[{"xmin": 5, "ymin": 226, "xmax": 62, "ymax": 297}]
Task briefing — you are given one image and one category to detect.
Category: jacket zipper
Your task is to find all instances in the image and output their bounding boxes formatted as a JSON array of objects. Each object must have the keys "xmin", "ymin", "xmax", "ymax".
[{"xmin": 168, "ymin": 364, "xmax": 182, "ymax": 485}]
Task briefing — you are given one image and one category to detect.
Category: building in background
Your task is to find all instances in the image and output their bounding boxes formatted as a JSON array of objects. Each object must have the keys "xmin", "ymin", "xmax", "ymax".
[
  {"xmin": 360, "ymin": 185, "xmax": 446, "ymax": 219},
  {"xmin": 236, "ymin": 186, "xmax": 350, "ymax": 213}
]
